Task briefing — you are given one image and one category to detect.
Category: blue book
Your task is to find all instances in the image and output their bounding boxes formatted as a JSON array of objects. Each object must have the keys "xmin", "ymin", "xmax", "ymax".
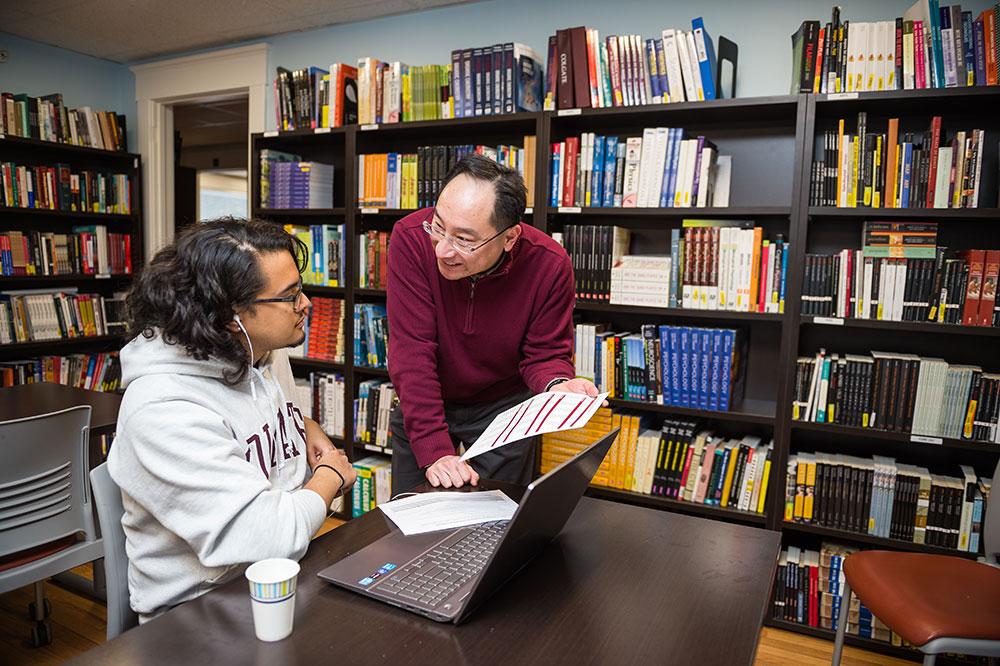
[
  {"xmin": 816, "ymin": 358, "xmax": 831, "ymax": 422},
  {"xmin": 603, "ymin": 136, "xmax": 619, "ymax": 207},
  {"xmin": 710, "ymin": 329, "xmax": 723, "ymax": 411},
  {"xmin": 662, "ymin": 128, "xmax": 684, "ymax": 207},
  {"xmin": 653, "ymin": 38, "xmax": 669, "ymax": 100},
  {"xmin": 719, "ymin": 330, "xmax": 735, "ymax": 411},
  {"xmin": 698, "ymin": 329, "xmax": 712, "ymax": 410},
  {"xmin": 961, "ymin": 11, "xmax": 975, "ymax": 86},
  {"xmin": 658, "ymin": 127, "xmax": 677, "ymax": 207},
  {"xmin": 973, "ymin": 17, "xmax": 987, "ymax": 86},
  {"xmin": 592, "ymin": 135, "xmax": 605, "ymax": 208},
  {"xmin": 668, "ymin": 326, "xmax": 682, "ymax": 406},
  {"xmin": 779, "ymin": 240, "xmax": 789, "ymax": 313},
  {"xmin": 691, "ymin": 17, "xmax": 718, "ymax": 100},
  {"xmin": 899, "ymin": 143, "xmax": 913, "ymax": 208},
  {"xmin": 928, "ymin": 0, "xmax": 946, "ymax": 88},
  {"xmin": 550, "ymin": 144, "xmax": 561, "ymax": 206},
  {"xmin": 645, "ymin": 39, "xmax": 662, "ymax": 99},
  {"xmin": 679, "ymin": 327, "xmax": 692, "ymax": 408},
  {"xmin": 970, "ymin": 492, "xmax": 984, "ymax": 552}
]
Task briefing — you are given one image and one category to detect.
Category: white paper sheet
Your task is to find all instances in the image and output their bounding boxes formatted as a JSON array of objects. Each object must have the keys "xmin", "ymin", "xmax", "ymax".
[
  {"xmin": 377, "ymin": 490, "xmax": 518, "ymax": 536},
  {"xmin": 460, "ymin": 391, "xmax": 609, "ymax": 462}
]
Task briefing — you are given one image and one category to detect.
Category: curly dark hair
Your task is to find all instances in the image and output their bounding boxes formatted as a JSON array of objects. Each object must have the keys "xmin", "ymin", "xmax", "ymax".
[{"xmin": 126, "ymin": 217, "xmax": 307, "ymax": 384}]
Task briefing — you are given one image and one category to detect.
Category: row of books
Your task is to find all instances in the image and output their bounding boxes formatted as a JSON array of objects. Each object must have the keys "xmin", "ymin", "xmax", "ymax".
[
  {"xmin": 283, "ymin": 224, "xmax": 345, "ymax": 287},
  {"xmin": 0, "ymin": 162, "xmax": 133, "ymax": 214},
  {"xmin": 355, "ymin": 304, "xmax": 388, "ymax": 369},
  {"xmin": 447, "ymin": 44, "xmax": 545, "ymax": 118},
  {"xmin": 357, "ymin": 140, "xmax": 536, "ymax": 209},
  {"xmin": 0, "ymin": 289, "xmax": 125, "ymax": 344},
  {"xmin": 355, "ymin": 379, "xmax": 397, "ymax": 451},
  {"xmin": 352, "ymin": 456, "xmax": 392, "ymax": 517},
  {"xmin": 0, "ymin": 227, "xmax": 133, "ymax": 277},
  {"xmin": 803, "ymin": 246, "xmax": 999, "ymax": 327},
  {"xmin": 573, "ymin": 323, "xmax": 747, "ymax": 411},
  {"xmin": 786, "ymin": 452, "xmax": 990, "ymax": 552},
  {"xmin": 564, "ymin": 221, "xmax": 788, "ymax": 313},
  {"xmin": 544, "ymin": 19, "xmax": 724, "ymax": 110},
  {"xmin": 274, "ymin": 65, "xmax": 358, "ymax": 131},
  {"xmin": 775, "ymin": 543, "xmax": 897, "ymax": 643},
  {"xmin": 358, "ymin": 231, "xmax": 389, "ymax": 290},
  {"xmin": 290, "ymin": 296, "xmax": 345, "ymax": 363},
  {"xmin": 297, "ymin": 371, "xmax": 345, "ymax": 438},
  {"xmin": 0, "ymin": 92, "xmax": 128, "ymax": 151},
  {"xmin": 0, "ymin": 352, "xmax": 121, "ymax": 392},
  {"xmin": 809, "ymin": 114, "xmax": 993, "ymax": 208},
  {"xmin": 792, "ymin": 349, "xmax": 1000, "ymax": 443},
  {"xmin": 357, "ymin": 62, "xmax": 450, "ymax": 125},
  {"xmin": 265, "ymin": 160, "xmax": 334, "ymax": 209},
  {"xmin": 793, "ymin": 3, "xmax": 999, "ymax": 94},
  {"xmin": 539, "ymin": 410, "xmax": 771, "ymax": 514},
  {"xmin": 550, "ymin": 129, "xmax": 732, "ymax": 209}
]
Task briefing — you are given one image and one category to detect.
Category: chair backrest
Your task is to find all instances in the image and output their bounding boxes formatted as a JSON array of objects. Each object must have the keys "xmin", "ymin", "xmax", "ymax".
[
  {"xmin": 90, "ymin": 462, "xmax": 138, "ymax": 638},
  {"xmin": 983, "ymin": 455, "xmax": 1000, "ymax": 566},
  {"xmin": 0, "ymin": 406, "xmax": 96, "ymax": 558}
]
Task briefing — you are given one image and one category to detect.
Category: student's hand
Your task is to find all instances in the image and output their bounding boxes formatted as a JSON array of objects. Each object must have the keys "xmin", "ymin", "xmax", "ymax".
[
  {"xmin": 303, "ymin": 416, "xmax": 336, "ymax": 464},
  {"xmin": 549, "ymin": 378, "xmax": 608, "ymax": 406},
  {"xmin": 313, "ymin": 446, "xmax": 357, "ymax": 492},
  {"xmin": 425, "ymin": 455, "xmax": 479, "ymax": 489}
]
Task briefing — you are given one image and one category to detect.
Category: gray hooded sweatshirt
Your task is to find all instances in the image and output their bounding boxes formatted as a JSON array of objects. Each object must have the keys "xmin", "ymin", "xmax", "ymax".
[{"xmin": 107, "ymin": 333, "xmax": 327, "ymax": 620}]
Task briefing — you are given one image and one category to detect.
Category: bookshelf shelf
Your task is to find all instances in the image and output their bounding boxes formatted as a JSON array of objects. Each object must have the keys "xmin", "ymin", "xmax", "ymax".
[
  {"xmin": 355, "ymin": 112, "xmax": 539, "ymax": 135},
  {"xmin": 354, "ymin": 366, "xmax": 390, "ymax": 378},
  {"xmin": 576, "ymin": 301, "xmax": 783, "ymax": 322},
  {"xmin": 585, "ymin": 486, "xmax": 767, "ymax": 525},
  {"xmin": 789, "ymin": 421, "xmax": 1000, "ymax": 454},
  {"xmin": 253, "ymin": 207, "xmax": 347, "ymax": 217},
  {"xmin": 288, "ymin": 357, "xmax": 345, "ymax": 372},
  {"xmin": 302, "ymin": 284, "xmax": 345, "ymax": 296},
  {"xmin": 357, "ymin": 208, "xmax": 416, "ymax": 216},
  {"xmin": 548, "ymin": 95, "xmax": 800, "ymax": 125},
  {"xmin": 781, "ymin": 521, "xmax": 981, "ymax": 561},
  {"xmin": 605, "ymin": 397, "xmax": 776, "ymax": 425},
  {"xmin": 807, "ymin": 206, "xmax": 1000, "ymax": 220},
  {"xmin": 800, "ymin": 316, "xmax": 1000, "ymax": 338},
  {"xmin": 0, "ymin": 335, "xmax": 123, "ymax": 356},
  {"xmin": 355, "ymin": 288, "xmax": 387, "ymax": 298},
  {"xmin": 357, "ymin": 441, "xmax": 392, "ymax": 457},
  {"xmin": 0, "ymin": 207, "xmax": 134, "ymax": 222},
  {"xmin": 0, "ymin": 133, "xmax": 138, "ymax": 160},
  {"xmin": 550, "ymin": 206, "xmax": 792, "ymax": 218},
  {"xmin": 0, "ymin": 274, "xmax": 133, "ymax": 284}
]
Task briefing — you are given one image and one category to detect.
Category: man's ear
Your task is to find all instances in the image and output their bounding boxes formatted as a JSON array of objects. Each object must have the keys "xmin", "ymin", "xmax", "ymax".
[{"xmin": 503, "ymin": 223, "xmax": 522, "ymax": 252}]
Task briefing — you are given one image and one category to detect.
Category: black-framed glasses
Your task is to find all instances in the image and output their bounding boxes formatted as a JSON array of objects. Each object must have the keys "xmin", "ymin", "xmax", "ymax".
[
  {"xmin": 251, "ymin": 280, "xmax": 307, "ymax": 310},
  {"xmin": 422, "ymin": 218, "xmax": 514, "ymax": 256}
]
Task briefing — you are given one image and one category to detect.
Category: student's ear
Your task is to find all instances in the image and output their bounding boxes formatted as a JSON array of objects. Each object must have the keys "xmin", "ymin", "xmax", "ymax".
[{"xmin": 225, "ymin": 312, "xmax": 241, "ymax": 333}]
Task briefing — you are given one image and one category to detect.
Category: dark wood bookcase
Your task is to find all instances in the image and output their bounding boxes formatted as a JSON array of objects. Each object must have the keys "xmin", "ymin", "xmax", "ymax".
[
  {"xmin": 0, "ymin": 133, "xmax": 143, "ymax": 368},
  {"xmin": 252, "ymin": 86, "xmax": 1000, "ymax": 661}
]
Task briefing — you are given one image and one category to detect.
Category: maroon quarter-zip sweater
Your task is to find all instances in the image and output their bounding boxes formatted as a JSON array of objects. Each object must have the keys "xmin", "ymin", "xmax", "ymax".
[{"xmin": 387, "ymin": 208, "xmax": 575, "ymax": 469}]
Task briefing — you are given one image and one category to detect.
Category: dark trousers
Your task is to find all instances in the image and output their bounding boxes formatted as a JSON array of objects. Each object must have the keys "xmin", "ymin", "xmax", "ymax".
[{"xmin": 390, "ymin": 389, "xmax": 537, "ymax": 496}]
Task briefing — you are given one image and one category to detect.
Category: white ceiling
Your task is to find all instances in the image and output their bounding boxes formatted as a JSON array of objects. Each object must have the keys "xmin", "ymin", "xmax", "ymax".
[{"xmin": 3, "ymin": 0, "xmax": 481, "ymax": 63}]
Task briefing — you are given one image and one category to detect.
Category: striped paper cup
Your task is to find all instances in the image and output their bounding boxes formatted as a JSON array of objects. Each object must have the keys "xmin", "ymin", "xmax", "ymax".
[{"xmin": 245, "ymin": 558, "xmax": 300, "ymax": 641}]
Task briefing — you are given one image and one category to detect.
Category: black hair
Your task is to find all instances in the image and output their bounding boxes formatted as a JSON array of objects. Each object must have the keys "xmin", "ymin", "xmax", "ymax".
[
  {"xmin": 126, "ymin": 217, "xmax": 307, "ymax": 385},
  {"xmin": 439, "ymin": 153, "xmax": 527, "ymax": 231}
]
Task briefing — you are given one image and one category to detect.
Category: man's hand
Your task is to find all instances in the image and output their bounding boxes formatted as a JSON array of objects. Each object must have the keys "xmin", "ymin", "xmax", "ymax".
[
  {"xmin": 425, "ymin": 455, "xmax": 480, "ymax": 489},
  {"xmin": 304, "ymin": 416, "xmax": 336, "ymax": 464},
  {"xmin": 549, "ymin": 378, "xmax": 608, "ymax": 405}
]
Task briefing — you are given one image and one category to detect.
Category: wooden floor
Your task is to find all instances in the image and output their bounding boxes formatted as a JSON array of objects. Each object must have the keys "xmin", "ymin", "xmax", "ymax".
[{"xmin": 1, "ymin": 517, "xmax": 916, "ymax": 666}]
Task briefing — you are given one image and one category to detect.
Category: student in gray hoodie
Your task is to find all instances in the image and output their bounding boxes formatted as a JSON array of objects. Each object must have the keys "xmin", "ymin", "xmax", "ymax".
[{"xmin": 108, "ymin": 218, "xmax": 356, "ymax": 621}]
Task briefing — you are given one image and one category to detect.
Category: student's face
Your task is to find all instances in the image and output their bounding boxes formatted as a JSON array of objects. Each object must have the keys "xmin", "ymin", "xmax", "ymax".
[
  {"xmin": 430, "ymin": 174, "xmax": 521, "ymax": 280},
  {"xmin": 235, "ymin": 251, "xmax": 311, "ymax": 360}
]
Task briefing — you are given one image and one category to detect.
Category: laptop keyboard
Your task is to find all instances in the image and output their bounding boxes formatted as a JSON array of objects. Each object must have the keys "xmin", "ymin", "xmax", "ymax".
[{"xmin": 373, "ymin": 520, "xmax": 509, "ymax": 609}]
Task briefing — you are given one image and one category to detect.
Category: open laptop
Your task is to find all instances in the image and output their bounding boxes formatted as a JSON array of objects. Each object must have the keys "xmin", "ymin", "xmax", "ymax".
[{"xmin": 318, "ymin": 428, "xmax": 619, "ymax": 624}]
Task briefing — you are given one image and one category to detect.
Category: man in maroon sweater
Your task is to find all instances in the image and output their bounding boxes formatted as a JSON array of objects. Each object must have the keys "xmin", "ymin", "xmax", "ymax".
[{"xmin": 387, "ymin": 154, "xmax": 598, "ymax": 494}]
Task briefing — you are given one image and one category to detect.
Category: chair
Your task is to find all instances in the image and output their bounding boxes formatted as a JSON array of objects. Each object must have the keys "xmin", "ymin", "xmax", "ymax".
[
  {"xmin": 0, "ymin": 405, "xmax": 103, "ymax": 647},
  {"xmin": 89, "ymin": 462, "xmax": 138, "ymax": 638},
  {"xmin": 832, "ymin": 456, "xmax": 1000, "ymax": 666}
]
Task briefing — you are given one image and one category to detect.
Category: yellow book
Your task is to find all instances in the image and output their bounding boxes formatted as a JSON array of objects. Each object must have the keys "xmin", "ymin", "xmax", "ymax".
[
  {"xmin": 793, "ymin": 457, "xmax": 806, "ymax": 521},
  {"xmin": 622, "ymin": 415, "xmax": 638, "ymax": 490},
  {"xmin": 719, "ymin": 444, "xmax": 739, "ymax": 508},
  {"xmin": 848, "ymin": 136, "xmax": 859, "ymax": 208},
  {"xmin": 804, "ymin": 455, "xmax": 817, "ymax": 522},
  {"xmin": 321, "ymin": 74, "xmax": 330, "ymax": 128},
  {"xmin": 756, "ymin": 458, "xmax": 771, "ymax": 514}
]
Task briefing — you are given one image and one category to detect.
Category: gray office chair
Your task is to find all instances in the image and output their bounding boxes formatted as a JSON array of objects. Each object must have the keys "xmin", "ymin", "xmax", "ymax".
[
  {"xmin": 0, "ymin": 406, "xmax": 103, "ymax": 647},
  {"xmin": 89, "ymin": 461, "xmax": 138, "ymax": 639},
  {"xmin": 832, "ymin": 455, "xmax": 1000, "ymax": 666}
]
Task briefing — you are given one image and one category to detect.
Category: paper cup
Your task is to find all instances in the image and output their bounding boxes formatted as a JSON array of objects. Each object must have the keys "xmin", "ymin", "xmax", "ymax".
[{"xmin": 245, "ymin": 558, "xmax": 300, "ymax": 642}]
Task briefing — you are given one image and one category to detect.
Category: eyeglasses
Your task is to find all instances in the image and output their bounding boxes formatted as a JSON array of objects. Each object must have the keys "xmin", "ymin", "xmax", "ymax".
[
  {"xmin": 422, "ymin": 218, "xmax": 513, "ymax": 256},
  {"xmin": 251, "ymin": 280, "xmax": 308, "ymax": 311}
]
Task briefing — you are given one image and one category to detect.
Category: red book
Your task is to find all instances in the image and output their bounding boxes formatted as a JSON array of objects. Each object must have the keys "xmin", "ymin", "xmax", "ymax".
[
  {"xmin": 606, "ymin": 36, "xmax": 623, "ymax": 106},
  {"xmin": 983, "ymin": 10, "xmax": 998, "ymax": 86},
  {"xmin": 978, "ymin": 250, "xmax": 999, "ymax": 327},
  {"xmin": 568, "ymin": 27, "xmax": 592, "ymax": 108},
  {"xmin": 562, "ymin": 136, "xmax": 579, "ymax": 207},
  {"xmin": 813, "ymin": 28, "xmax": 826, "ymax": 93},
  {"xmin": 962, "ymin": 249, "xmax": 986, "ymax": 326}
]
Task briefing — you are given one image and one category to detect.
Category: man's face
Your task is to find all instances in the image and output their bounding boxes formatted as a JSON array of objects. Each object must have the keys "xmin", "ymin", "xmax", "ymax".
[
  {"xmin": 236, "ymin": 251, "xmax": 311, "ymax": 360},
  {"xmin": 430, "ymin": 174, "xmax": 520, "ymax": 280}
]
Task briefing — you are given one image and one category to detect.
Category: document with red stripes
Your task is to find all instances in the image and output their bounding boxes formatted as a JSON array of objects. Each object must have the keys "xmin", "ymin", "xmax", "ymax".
[{"xmin": 460, "ymin": 391, "xmax": 610, "ymax": 462}]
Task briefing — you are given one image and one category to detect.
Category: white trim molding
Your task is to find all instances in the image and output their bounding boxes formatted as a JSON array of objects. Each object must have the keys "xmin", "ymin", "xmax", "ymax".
[{"xmin": 131, "ymin": 43, "xmax": 267, "ymax": 258}]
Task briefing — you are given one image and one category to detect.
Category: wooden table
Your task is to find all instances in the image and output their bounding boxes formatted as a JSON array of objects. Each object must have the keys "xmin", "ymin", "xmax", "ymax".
[{"xmin": 70, "ymin": 482, "xmax": 781, "ymax": 665}]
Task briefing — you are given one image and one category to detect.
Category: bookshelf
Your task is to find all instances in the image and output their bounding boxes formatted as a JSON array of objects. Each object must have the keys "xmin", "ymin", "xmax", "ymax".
[
  {"xmin": 0, "ymin": 131, "xmax": 143, "ymax": 388},
  {"xmin": 253, "ymin": 87, "xmax": 1000, "ymax": 658}
]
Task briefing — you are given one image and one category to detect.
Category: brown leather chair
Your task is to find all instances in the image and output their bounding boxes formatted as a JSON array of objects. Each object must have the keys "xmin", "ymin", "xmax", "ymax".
[{"xmin": 831, "ymin": 457, "xmax": 1000, "ymax": 666}]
